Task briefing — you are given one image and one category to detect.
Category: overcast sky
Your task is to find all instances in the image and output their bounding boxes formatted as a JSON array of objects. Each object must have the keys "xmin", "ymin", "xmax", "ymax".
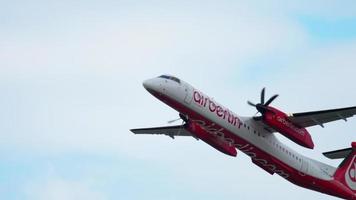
[{"xmin": 1, "ymin": 1, "xmax": 356, "ymax": 200}]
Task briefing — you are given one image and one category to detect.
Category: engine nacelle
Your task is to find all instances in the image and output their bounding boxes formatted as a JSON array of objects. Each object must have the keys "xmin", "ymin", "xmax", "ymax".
[
  {"xmin": 263, "ymin": 107, "xmax": 314, "ymax": 149},
  {"xmin": 185, "ymin": 121, "xmax": 237, "ymax": 157}
]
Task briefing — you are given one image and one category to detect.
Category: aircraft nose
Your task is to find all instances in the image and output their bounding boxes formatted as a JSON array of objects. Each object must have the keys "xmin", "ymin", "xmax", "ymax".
[
  {"xmin": 143, "ymin": 79, "xmax": 154, "ymax": 90},
  {"xmin": 142, "ymin": 80, "xmax": 149, "ymax": 89},
  {"xmin": 143, "ymin": 79, "xmax": 160, "ymax": 93}
]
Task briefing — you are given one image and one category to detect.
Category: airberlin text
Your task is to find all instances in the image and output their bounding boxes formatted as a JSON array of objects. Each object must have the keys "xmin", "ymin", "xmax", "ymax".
[
  {"xmin": 237, "ymin": 143, "xmax": 290, "ymax": 179},
  {"xmin": 193, "ymin": 119, "xmax": 290, "ymax": 179},
  {"xmin": 193, "ymin": 90, "xmax": 242, "ymax": 128},
  {"xmin": 276, "ymin": 116, "xmax": 305, "ymax": 136}
]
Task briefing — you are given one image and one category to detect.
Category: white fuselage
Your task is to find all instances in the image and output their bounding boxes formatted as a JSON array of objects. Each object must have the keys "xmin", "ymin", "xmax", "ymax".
[
  {"xmin": 143, "ymin": 76, "xmax": 336, "ymax": 181},
  {"xmin": 140, "ymin": 75, "xmax": 356, "ymax": 199}
]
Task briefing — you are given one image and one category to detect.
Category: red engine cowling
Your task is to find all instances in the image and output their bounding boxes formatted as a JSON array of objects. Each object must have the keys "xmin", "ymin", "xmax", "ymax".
[
  {"xmin": 263, "ymin": 107, "xmax": 314, "ymax": 149},
  {"xmin": 185, "ymin": 121, "xmax": 237, "ymax": 157}
]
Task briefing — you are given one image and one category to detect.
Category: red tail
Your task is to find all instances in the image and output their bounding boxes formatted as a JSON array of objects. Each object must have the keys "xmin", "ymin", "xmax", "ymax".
[{"xmin": 334, "ymin": 142, "xmax": 356, "ymax": 194}]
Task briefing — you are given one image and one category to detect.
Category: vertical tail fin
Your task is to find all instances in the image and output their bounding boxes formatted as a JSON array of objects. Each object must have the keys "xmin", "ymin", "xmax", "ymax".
[{"xmin": 326, "ymin": 142, "xmax": 356, "ymax": 192}]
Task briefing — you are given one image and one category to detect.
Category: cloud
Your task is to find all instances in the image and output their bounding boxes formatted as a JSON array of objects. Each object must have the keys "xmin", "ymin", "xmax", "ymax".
[
  {"xmin": 0, "ymin": 0, "xmax": 311, "ymax": 155},
  {"xmin": 24, "ymin": 168, "xmax": 107, "ymax": 200},
  {"xmin": 0, "ymin": 0, "xmax": 355, "ymax": 171},
  {"xmin": 1, "ymin": 1, "xmax": 356, "ymax": 200},
  {"xmin": 26, "ymin": 180, "xmax": 106, "ymax": 200}
]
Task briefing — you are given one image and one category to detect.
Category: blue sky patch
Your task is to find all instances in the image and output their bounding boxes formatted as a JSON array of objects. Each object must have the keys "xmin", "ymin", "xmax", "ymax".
[{"xmin": 298, "ymin": 16, "xmax": 356, "ymax": 42}]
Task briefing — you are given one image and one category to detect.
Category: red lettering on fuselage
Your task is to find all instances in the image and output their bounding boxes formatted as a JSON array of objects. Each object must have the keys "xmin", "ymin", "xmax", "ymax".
[
  {"xmin": 193, "ymin": 90, "xmax": 242, "ymax": 128},
  {"xmin": 275, "ymin": 115, "xmax": 305, "ymax": 136},
  {"xmin": 192, "ymin": 118, "xmax": 290, "ymax": 179}
]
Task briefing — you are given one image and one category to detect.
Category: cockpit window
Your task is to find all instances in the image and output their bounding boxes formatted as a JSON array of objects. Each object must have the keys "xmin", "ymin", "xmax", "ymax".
[{"xmin": 158, "ymin": 75, "xmax": 181, "ymax": 84}]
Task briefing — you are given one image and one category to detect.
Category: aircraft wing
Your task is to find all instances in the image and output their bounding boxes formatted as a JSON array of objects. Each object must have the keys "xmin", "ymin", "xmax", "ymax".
[
  {"xmin": 130, "ymin": 125, "xmax": 192, "ymax": 139},
  {"xmin": 288, "ymin": 106, "xmax": 356, "ymax": 128}
]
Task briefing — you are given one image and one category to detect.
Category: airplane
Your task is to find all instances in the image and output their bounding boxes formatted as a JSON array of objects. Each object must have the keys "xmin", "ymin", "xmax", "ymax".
[{"xmin": 130, "ymin": 75, "xmax": 356, "ymax": 199}]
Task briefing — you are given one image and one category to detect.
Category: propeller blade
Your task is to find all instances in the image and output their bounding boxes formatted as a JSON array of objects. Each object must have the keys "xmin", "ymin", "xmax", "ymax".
[
  {"xmin": 264, "ymin": 94, "xmax": 279, "ymax": 106},
  {"xmin": 261, "ymin": 88, "xmax": 265, "ymax": 104},
  {"xmin": 168, "ymin": 118, "xmax": 181, "ymax": 124},
  {"xmin": 247, "ymin": 101, "xmax": 256, "ymax": 107}
]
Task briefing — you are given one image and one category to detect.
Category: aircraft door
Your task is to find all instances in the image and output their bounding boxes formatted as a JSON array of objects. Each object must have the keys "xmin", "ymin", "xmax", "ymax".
[
  {"xmin": 184, "ymin": 84, "xmax": 193, "ymax": 104},
  {"xmin": 299, "ymin": 160, "xmax": 309, "ymax": 176}
]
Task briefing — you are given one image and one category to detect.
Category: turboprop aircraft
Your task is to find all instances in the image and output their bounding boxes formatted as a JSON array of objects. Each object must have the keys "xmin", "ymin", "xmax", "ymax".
[{"xmin": 131, "ymin": 75, "xmax": 356, "ymax": 199}]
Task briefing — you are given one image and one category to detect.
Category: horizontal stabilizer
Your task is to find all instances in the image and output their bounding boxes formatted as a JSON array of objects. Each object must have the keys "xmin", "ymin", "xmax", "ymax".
[{"xmin": 323, "ymin": 148, "xmax": 353, "ymax": 159}]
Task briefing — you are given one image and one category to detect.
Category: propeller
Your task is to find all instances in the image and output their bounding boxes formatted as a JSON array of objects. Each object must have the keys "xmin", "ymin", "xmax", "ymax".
[
  {"xmin": 247, "ymin": 88, "xmax": 278, "ymax": 115},
  {"xmin": 167, "ymin": 113, "xmax": 189, "ymax": 124},
  {"xmin": 167, "ymin": 114, "xmax": 189, "ymax": 139},
  {"xmin": 167, "ymin": 118, "xmax": 181, "ymax": 124}
]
